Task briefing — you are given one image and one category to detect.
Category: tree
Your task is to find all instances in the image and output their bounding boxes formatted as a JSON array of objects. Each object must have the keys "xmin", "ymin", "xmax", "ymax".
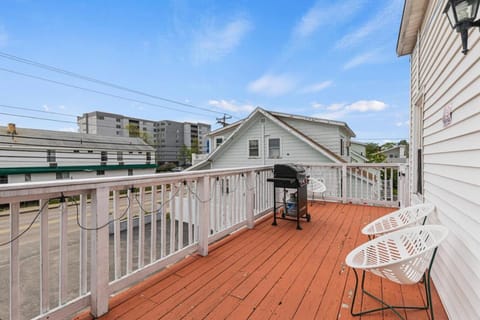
[
  {"xmin": 125, "ymin": 124, "xmax": 151, "ymax": 144},
  {"xmin": 365, "ymin": 142, "xmax": 387, "ymax": 163},
  {"xmin": 178, "ymin": 145, "xmax": 191, "ymax": 165}
]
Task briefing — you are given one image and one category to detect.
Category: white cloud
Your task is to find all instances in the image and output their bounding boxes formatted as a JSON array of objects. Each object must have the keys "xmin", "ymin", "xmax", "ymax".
[
  {"xmin": 335, "ymin": 0, "xmax": 402, "ymax": 49},
  {"xmin": 208, "ymin": 99, "xmax": 255, "ymax": 113},
  {"xmin": 395, "ymin": 120, "xmax": 410, "ymax": 127},
  {"xmin": 247, "ymin": 73, "xmax": 297, "ymax": 96},
  {"xmin": 311, "ymin": 102, "xmax": 323, "ymax": 109},
  {"xmin": 43, "ymin": 104, "xmax": 50, "ymax": 112},
  {"xmin": 326, "ymin": 103, "xmax": 345, "ymax": 111},
  {"xmin": 293, "ymin": 0, "xmax": 364, "ymax": 39},
  {"xmin": 192, "ymin": 17, "xmax": 252, "ymax": 63},
  {"xmin": 343, "ymin": 50, "xmax": 378, "ymax": 70},
  {"xmin": 300, "ymin": 80, "xmax": 332, "ymax": 94},
  {"xmin": 0, "ymin": 25, "xmax": 8, "ymax": 47},
  {"xmin": 313, "ymin": 100, "xmax": 388, "ymax": 120},
  {"xmin": 348, "ymin": 100, "xmax": 387, "ymax": 112}
]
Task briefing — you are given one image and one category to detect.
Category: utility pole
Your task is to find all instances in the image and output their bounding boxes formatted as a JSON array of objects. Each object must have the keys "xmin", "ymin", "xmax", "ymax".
[{"xmin": 216, "ymin": 114, "xmax": 232, "ymax": 127}]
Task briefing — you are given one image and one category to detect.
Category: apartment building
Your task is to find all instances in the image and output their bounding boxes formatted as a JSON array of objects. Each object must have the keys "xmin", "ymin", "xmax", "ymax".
[{"xmin": 77, "ymin": 111, "xmax": 211, "ymax": 165}]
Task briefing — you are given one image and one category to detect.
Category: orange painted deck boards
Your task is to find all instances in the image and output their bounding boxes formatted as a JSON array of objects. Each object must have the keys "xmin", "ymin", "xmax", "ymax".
[{"xmin": 85, "ymin": 202, "xmax": 448, "ymax": 320}]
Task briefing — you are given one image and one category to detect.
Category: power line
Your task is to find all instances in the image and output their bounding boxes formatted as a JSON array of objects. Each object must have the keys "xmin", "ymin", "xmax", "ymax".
[
  {"xmin": 0, "ymin": 67, "xmax": 216, "ymax": 118},
  {"xmin": 0, "ymin": 51, "xmax": 236, "ymax": 118}
]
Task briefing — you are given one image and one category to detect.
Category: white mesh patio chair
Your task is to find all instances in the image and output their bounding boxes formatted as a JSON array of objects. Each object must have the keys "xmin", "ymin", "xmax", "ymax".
[
  {"xmin": 345, "ymin": 225, "xmax": 448, "ymax": 320},
  {"xmin": 362, "ymin": 203, "xmax": 435, "ymax": 238},
  {"xmin": 307, "ymin": 176, "xmax": 326, "ymax": 205}
]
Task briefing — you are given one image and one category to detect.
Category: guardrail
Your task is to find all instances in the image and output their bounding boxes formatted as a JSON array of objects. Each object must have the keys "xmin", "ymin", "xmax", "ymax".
[
  {"xmin": 303, "ymin": 163, "xmax": 408, "ymax": 208},
  {"xmin": 0, "ymin": 163, "xmax": 406, "ymax": 319},
  {"xmin": 0, "ymin": 166, "xmax": 273, "ymax": 320}
]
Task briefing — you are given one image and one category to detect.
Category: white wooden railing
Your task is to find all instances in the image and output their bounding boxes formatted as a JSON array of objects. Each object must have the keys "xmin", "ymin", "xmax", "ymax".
[
  {"xmin": 303, "ymin": 163, "xmax": 408, "ymax": 208},
  {"xmin": 0, "ymin": 166, "xmax": 273, "ymax": 320},
  {"xmin": 0, "ymin": 163, "xmax": 406, "ymax": 320}
]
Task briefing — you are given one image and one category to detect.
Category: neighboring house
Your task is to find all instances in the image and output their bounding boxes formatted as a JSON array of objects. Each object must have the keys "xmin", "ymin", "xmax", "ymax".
[
  {"xmin": 77, "ymin": 111, "xmax": 211, "ymax": 165},
  {"xmin": 398, "ymin": 1, "xmax": 480, "ymax": 318},
  {"xmin": 373, "ymin": 145, "xmax": 407, "ymax": 163},
  {"xmin": 350, "ymin": 141, "xmax": 369, "ymax": 163},
  {"xmin": 0, "ymin": 124, "xmax": 156, "ymax": 184},
  {"xmin": 189, "ymin": 107, "xmax": 356, "ymax": 170}
]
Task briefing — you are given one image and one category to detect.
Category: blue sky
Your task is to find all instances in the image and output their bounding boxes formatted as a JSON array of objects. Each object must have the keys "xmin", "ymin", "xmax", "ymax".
[{"xmin": 0, "ymin": 0, "xmax": 410, "ymax": 142}]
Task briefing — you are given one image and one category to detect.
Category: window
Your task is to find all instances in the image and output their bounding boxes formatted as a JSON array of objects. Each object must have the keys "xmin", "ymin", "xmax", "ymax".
[
  {"xmin": 340, "ymin": 139, "xmax": 344, "ymax": 156},
  {"xmin": 98, "ymin": 116, "xmax": 104, "ymax": 120},
  {"xmin": 101, "ymin": 151, "xmax": 108, "ymax": 162},
  {"xmin": 46, "ymin": 149, "xmax": 56, "ymax": 162},
  {"xmin": 146, "ymin": 152, "xmax": 152, "ymax": 161},
  {"xmin": 0, "ymin": 175, "xmax": 8, "ymax": 184},
  {"xmin": 215, "ymin": 137, "xmax": 224, "ymax": 148},
  {"xmin": 116, "ymin": 125, "xmax": 121, "ymax": 129},
  {"xmin": 96, "ymin": 170, "xmax": 105, "ymax": 176},
  {"xmin": 88, "ymin": 150, "xmax": 93, "ymax": 153},
  {"xmin": 56, "ymin": 172, "xmax": 69, "ymax": 180},
  {"xmin": 268, "ymin": 138, "xmax": 281, "ymax": 159},
  {"xmin": 248, "ymin": 139, "xmax": 259, "ymax": 157},
  {"xmin": 116, "ymin": 118, "xmax": 121, "ymax": 122},
  {"xmin": 25, "ymin": 173, "xmax": 31, "ymax": 182},
  {"xmin": 117, "ymin": 151, "xmax": 123, "ymax": 161},
  {"xmin": 73, "ymin": 150, "xmax": 80, "ymax": 153},
  {"xmin": 128, "ymin": 169, "xmax": 133, "ymax": 176}
]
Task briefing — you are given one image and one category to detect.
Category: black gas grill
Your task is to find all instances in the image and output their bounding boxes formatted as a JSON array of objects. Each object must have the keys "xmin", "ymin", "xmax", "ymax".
[{"xmin": 267, "ymin": 164, "xmax": 311, "ymax": 230}]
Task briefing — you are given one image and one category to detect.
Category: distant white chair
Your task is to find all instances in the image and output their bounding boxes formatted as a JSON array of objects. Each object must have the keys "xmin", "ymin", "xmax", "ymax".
[
  {"xmin": 362, "ymin": 203, "xmax": 435, "ymax": 238},
  {"xmin": 346, "ymin": 225, "xmax": 449, "ymax": 319},
  {"xmin": 307, "ymin": 177, "xmax": 326, "ymax": 205}
]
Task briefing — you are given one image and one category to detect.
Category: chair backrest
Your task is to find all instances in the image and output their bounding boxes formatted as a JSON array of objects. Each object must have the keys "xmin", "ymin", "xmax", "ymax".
[
  {"xmin": 346, "ymin": 225, "xmax": 448, "ymax": 285},
  {"xmin": 362, "ymin": 203, "xmax": 435, "ymax": 236},
  {"xmin": 308, "ymin": 177, "xmax": 326, "ymax": 193}
]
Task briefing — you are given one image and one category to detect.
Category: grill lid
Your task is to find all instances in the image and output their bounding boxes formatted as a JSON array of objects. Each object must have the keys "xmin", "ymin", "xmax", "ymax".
[{"xmin": 273, "ymin": 163, "xmax": 306, "ymax": 179}]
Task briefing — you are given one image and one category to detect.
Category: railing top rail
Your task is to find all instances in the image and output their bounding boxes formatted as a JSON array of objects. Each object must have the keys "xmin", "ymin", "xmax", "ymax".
[
  {"xmin": 0, "ymin": 165, "xmax": 273, "ymax": 201},
  {"xmin": 301, "ymin": 163, "xmax": 404, "ymax": 168}
]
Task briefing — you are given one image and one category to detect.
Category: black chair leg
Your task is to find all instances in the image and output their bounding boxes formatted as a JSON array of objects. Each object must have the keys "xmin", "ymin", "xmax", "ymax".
[{"xmin": 349, "ymin": 265, "xmax": 436, "ymax": 320}]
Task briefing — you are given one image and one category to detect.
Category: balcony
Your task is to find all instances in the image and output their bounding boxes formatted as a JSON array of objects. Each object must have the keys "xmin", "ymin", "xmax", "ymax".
[{"xmin": 0, "ymin": 164, "xmax": 447, "ymax": 320}]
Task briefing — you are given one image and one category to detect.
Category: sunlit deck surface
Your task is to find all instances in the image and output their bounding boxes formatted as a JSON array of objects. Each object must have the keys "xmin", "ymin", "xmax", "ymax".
[{"xmin": 77, "ymin": 202, "xmax": 448, "ymax": 320}]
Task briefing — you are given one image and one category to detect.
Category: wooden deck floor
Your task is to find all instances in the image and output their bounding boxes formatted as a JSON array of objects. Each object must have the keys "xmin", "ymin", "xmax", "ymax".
[{"xmin": 77, "ymin": 202, "xmax": 448, "ymax": 320}]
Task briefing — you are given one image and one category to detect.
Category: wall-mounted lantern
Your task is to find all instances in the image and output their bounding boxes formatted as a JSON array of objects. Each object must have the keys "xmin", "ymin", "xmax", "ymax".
[{"xmin": 444, "ymin": 0, "xmax": 480, "ymax": 54}]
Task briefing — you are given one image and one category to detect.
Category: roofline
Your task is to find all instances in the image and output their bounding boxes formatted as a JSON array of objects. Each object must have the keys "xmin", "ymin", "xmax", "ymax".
[
  {"xmin": 372, "ymin": 145, "xmax": 405, "ymax": 155},
  {"xmin": 268, "ymin": 110, "xmax": 356, "ymax": 137},
  {"xmin": 270, "ymin": 113, "xmax": 345, "ymax": 163},
  {"xmin": 207, "ymin": 120, "xmax": 243, "ymax": 136},
  {"xmin": 0, "ymin": 163, "xmax": 156, "ymax": 175},
  {"xmin": 396, "ymin": 0, "xmax": 429, "ymax": 56},
  {"xmin": 198, "ymin": 107, "xmax": 350, "ymax": 166}
]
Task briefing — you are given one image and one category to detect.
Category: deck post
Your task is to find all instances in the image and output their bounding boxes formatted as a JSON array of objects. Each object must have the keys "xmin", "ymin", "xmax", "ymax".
[
  {"xmin": 90, "ymin": 187, "xmax": 110, "ymax": 317},
  {"xmin": 342, "ymin": 164, "xmax": 347, "ymax": 203},
  {"xmin": 246, "ymin": 170, "xmax": 255, "ymax": 229},
  {"xmin": 198, "ymin": 176, "xmax": 210, "ymax": 256},
  {"xmin": 398, "ymin": 164, "xmax": 407, "ymax": 208}
]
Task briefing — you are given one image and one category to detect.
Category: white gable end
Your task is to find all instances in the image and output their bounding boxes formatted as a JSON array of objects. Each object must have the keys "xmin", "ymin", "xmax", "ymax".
[{"xmin": 210, "ymin": 113, "xmax": 333, "ymax": 169}]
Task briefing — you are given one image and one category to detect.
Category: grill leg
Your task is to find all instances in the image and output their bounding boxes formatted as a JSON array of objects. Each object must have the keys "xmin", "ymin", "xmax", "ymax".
[{"xmin": 272, "ymin": 186, "xmax": 277, "ymax": 226}]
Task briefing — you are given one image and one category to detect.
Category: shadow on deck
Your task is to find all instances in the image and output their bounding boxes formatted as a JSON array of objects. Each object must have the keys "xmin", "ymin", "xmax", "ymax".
[{"xmin": 75, "ymin": 202, "xmax": 448, "ymax": 320}]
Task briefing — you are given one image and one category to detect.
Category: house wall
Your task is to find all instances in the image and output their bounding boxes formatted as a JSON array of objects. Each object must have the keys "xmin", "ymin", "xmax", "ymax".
[
  {"xmin": 408, "ymin": 0, "xmax": 480, "ymax": 318},
  {"xmin": 278, "ymin": 117, "xmax": 346, "ymax": 157},
  {"xmin": 211, "ymin": 114, "xmax": 333, "ymax": 169},
  {"xmin": 208, "ymin": 125, "xmax": 239, "ymax": 153}
]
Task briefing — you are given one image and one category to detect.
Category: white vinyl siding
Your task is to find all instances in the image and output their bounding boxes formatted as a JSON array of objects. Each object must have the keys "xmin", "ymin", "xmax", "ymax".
[
  {"xmin": 211, "ymin": 114, "xmax": 333, "ymax": 169},
  {"xmin": 408, "ymin": 0, "xmax": 480, "ymax": 318},
  {"xmin": 278, "ymin": 117, "xmax": 343, "ymax": 154}
]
